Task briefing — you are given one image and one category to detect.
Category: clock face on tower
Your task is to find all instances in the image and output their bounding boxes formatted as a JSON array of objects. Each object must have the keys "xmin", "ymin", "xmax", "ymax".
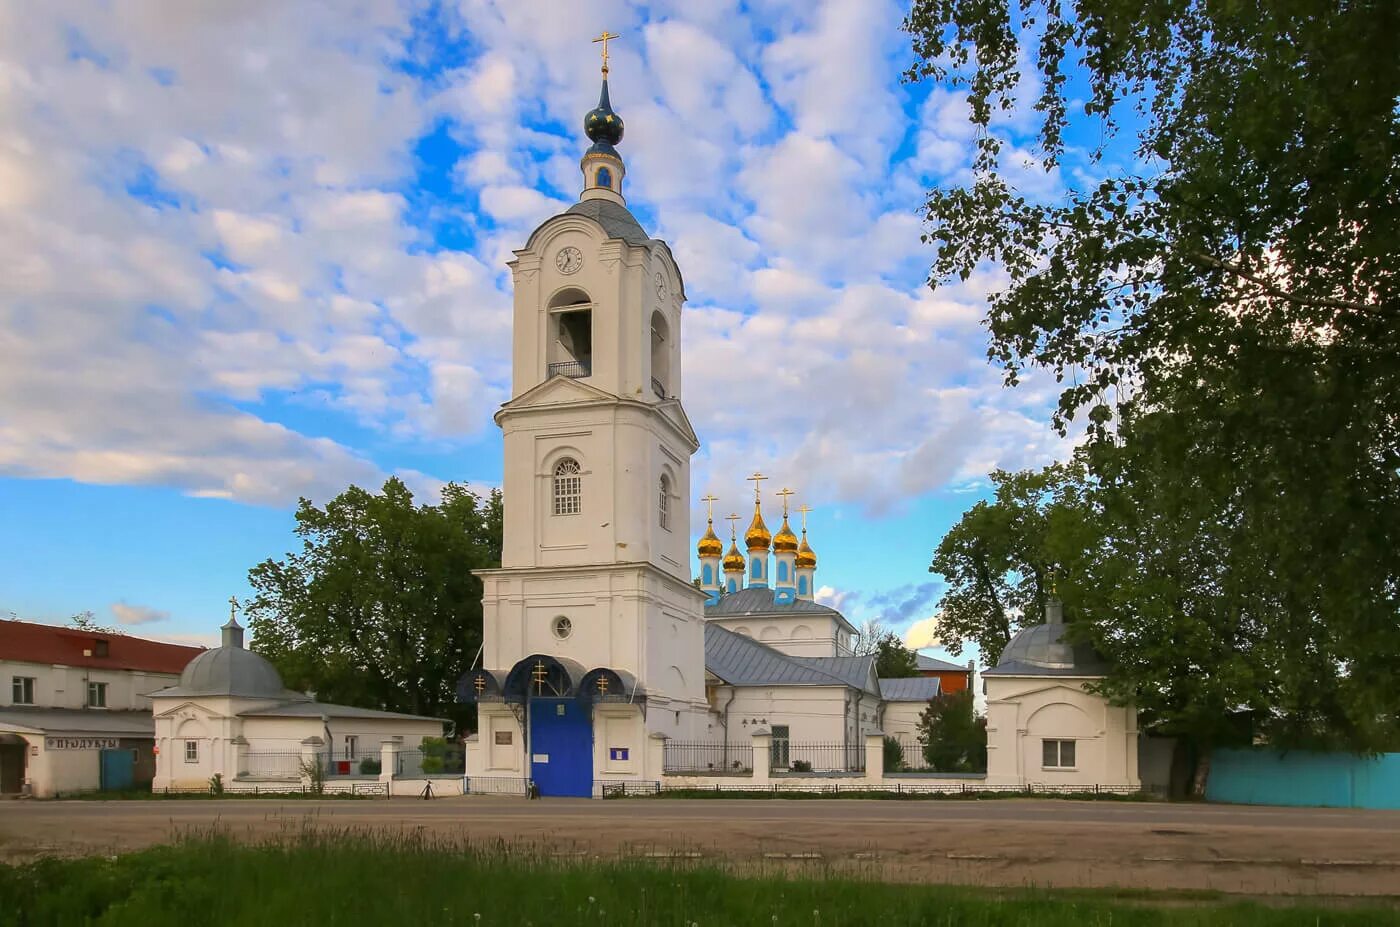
[
  {"xmin": 555, "ymin": 246, "xmax": 583, "ymax": 275},
  {"xmin": 654, "ymin": 271, "xmax": 668, "ymax": 301}
]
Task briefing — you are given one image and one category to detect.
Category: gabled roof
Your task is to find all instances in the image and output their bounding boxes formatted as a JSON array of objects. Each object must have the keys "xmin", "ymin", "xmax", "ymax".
[
  {"xmin": 0, "ymin": 619, "xmax": 204, "ymax": 675},
  {"xmin": 704, "ymin": 624, "xmax": 877, "ymax": 694},
  {"xmin": 916, "ymin": 653, "xmax": 969, "ymax": 674},
  {"xmin": 704, "ymin": 587, "xmax": 857, "ymax": 634},
  {"xmin": 879, "ymin": 677, "xmax": 943, "ymax": 702}
]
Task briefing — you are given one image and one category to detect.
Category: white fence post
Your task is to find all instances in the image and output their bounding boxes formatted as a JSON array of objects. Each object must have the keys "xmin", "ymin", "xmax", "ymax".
[
  {"xmin": 751, "ymin": 729, "xmax": 772, "ymax": 786},
  {"xmin": 865, "ymin": 732, "xmax": 885, "ymax": 783},
  {"xmin": 379, "ymin": 740, "xmax": 398, "ymax": 789}
]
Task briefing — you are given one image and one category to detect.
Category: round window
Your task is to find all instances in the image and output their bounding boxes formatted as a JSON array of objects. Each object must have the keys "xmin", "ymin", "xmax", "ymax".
[{"xmin": 552, "ymin": 616, "xmax": 573, "ymax": 640}]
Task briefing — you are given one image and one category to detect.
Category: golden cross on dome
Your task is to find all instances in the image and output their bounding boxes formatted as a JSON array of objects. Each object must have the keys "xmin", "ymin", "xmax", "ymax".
[
  {"xmin": 745, "ymin": 471, "xmax": 767, "ymax": 503},
  {"xmin": 797, "ymin": 504, "xmax": 813, "ymax": 532},
  {"xmin": 725, "ymin": 512, "xmax": 742, "ymax": 540},
  {"xmin": 701, "ymin": 493, "xmax": 719, "ymax": 523},
  {"xmin": 592, "ymin": 30, "xmax": 620, "ymax": 76},
  {"xmin": 775, "ymin": 487, "xmax": 795, "ymax": 517}
]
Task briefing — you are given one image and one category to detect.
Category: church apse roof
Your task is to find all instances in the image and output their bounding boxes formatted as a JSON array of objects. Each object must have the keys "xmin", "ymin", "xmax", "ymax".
[
  {"xmin": 705, "ymin": 624, "xmax": 878, "ymax": 695},
  {"xmin": 704, "ymin": 586, "xmax": 857, "ymax": 634}
]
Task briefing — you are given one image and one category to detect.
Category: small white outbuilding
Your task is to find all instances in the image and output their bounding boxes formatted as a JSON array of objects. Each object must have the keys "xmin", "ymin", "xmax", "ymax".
[
  {"xmin": 983, "ymin": 600, "xmax": 1139, "ymax": 788},
  {"xmin": 149, "ymin": 618, "xmax": 444, "ymax": 791}
]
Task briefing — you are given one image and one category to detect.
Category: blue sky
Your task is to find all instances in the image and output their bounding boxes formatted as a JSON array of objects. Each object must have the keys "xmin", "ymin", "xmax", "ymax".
[{"xmin": 0, "ymin": 1, "xmax": 1107, "ymax": 656}]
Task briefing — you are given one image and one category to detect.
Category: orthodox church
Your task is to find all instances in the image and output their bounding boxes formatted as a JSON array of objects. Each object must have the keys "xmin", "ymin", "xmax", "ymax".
[
  {"xmin": 457, "ymin": 51, "xmax": 939, "ymax": 796},
  {"xmin": 456, "ymin": 46, "xmax": 1146, "ymax": 796}
]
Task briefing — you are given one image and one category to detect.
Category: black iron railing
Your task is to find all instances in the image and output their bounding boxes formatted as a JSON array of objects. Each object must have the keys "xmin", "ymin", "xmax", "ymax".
[
  {"xmin": 663, "ymin": 741, "xmax": 753, "ymax": 774},
  {"xmin": 547, "ymin": 360, "xmax": 591, "ymax": 379}
]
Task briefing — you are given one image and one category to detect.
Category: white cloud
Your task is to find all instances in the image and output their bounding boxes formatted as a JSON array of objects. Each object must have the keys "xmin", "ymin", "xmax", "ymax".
[{"xmin": 111, "ymin": 602, "xmax": 170, "ymax": 626}]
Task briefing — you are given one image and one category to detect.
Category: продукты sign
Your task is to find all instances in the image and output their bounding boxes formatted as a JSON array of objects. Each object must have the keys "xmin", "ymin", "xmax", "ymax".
[{"xmin": 44, "ymin": 737, "xmax": 120, "ymax": 750}]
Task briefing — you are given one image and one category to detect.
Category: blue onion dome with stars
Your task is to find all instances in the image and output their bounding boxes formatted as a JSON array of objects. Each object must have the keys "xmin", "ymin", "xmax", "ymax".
[{"xmin": 584, "ymin": 79, "xmax": 624, "ymax": 154}]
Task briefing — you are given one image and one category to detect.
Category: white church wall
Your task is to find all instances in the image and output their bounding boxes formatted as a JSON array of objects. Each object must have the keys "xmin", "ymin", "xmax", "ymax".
[
  {"xmin": 984, "ymin": 676, "xmax": 1139, "ymax": 788},
  {"xmin": 882, "ymin": 701, "xmax": 930, "ymax": 739},
  {"xmin": 721, "ymin": 686, "xmax": 851, "ymax": 744}
]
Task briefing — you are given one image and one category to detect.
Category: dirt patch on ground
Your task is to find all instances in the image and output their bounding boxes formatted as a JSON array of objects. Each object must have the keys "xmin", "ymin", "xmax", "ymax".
[{"xmin": 2, "ymin": 797, "xmax": 1398, "ymax": 898}]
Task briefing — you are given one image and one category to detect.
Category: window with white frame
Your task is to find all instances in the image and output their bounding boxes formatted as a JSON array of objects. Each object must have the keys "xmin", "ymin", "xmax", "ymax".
[
  {"xmin": 11, "ymin": 676, "xmax": 35, "ymax": 705},
  {"xmin": 1042, "ymin": 739, "xmax": 1076, "ymax": 769},
  {"xmin": 552, "ymin": 458, "xmax": 582, "ymax": 515},
  {"xmin": 658, "ymin": 474, "xmax": 671, "ymax": 530},
  {"xmin": 184, "ymin": 740, "xmax": 199, "ymax": 763},
  {"xmin": 86, "ymin": 681, "xmax": 107, "ymax": 708}
]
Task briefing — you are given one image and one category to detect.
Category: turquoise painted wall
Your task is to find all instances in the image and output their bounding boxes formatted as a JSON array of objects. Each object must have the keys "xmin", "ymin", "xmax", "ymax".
[{"xmin": 1206, "ymin": 748, "xmax": 1400, "ymax": 809}]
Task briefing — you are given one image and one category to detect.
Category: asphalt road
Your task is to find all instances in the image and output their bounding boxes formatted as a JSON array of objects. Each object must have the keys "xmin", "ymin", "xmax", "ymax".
[{"xmin": 4, "ymin": 797, "xmax": 1399, "ymax": 896}]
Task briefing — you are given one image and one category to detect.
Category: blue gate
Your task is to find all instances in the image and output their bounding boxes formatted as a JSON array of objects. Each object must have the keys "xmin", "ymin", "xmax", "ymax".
[
  {"xmin": 529, "ymin": 698, "xmax": 592, "ymax": 797},
  {"xmin": 100, "ymin": 748, "xmax": 135, "ymax": 791}
]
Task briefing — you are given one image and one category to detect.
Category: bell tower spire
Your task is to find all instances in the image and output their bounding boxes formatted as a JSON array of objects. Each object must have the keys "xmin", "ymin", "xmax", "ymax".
[{"xmin": 582, "ymin": 31, "xmax": 626, "ymax": 205}]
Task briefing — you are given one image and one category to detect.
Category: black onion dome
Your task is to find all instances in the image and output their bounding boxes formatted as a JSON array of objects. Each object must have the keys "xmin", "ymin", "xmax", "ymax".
[{"xmin": 584, "ymin": 78, "xmax": 624, "ymax": 152}]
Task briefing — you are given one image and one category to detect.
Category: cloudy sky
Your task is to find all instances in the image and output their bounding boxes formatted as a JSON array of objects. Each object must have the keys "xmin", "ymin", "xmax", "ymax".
[{"xmin": 0, "ymin": 0, "xmax": 1092, "ymax": 655}]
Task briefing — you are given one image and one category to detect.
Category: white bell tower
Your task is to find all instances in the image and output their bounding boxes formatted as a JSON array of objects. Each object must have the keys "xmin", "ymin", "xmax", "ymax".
[{"xmin": 463, "ymin": 43, "xmax": 711, "ymax": 796}]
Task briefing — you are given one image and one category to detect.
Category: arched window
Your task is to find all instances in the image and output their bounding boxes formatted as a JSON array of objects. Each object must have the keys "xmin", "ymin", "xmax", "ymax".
[
  {"xmin": 658, "ymin": 474, "xmax": 671, "ymax": 530},
  {"xmin": 596, "ymin": 166, "xmax": 612, "ymax": 189},
  {"xmin": 702, "ymin": 564, "xmax": 713, "ymax": 584},
  {"xmin": 553, "ymin": 458, "xmax": 582, "ymax": 516},
  {"xmin": 777, "ymin": 561, "xmax": 789, "ymax": 582},
  {"xmin": 798, "ymin": 575, "xmax": 809, "ymax": 595}
]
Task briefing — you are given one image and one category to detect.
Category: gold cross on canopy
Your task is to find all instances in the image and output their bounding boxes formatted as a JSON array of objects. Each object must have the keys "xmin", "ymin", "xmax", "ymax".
[
  {"xmin": 592, "ymin": 30, "xmax": 620, "ymax": 75},
  {"xmin": 473, "ymin": 674, "xmax": 487, "ymax": 695},
  {"xmin": 775, "ymin": 487, "xmax": 795, "ymax": 517},
  {"xmin": 596, "ymin": 675, "xmax": 610, "ymax": 695},
  {"xmin": 745, "ymin": 471, "xmax": 767, "ymax": 503},
  {"xmin": 725, "ymin": 513, "xmax": 742, "ymax": 540},
  {"xmin": 532, "ymin": 659, "xmax": 548, "ymax": 692},
  {"xmin": 797, "ymin": 504, "xmax": 813, "ymax": 532},
  {"xmin": 701, "ymin": 493, "xmax": 719, "ymax": 522}
]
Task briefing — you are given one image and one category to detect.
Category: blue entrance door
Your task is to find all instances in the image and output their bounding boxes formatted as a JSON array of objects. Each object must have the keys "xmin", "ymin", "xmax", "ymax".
[
  {"xmin": 100, "ymin": 749, "xmax": 135, "ymax": 791},
  {"xmin": 529, "ymin": 698, "xmax": 592, "ymax": 797}
]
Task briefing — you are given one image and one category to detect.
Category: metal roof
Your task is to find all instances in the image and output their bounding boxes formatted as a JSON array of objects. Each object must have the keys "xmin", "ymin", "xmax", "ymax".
[
  {"xmin": 983, "ymin": 621, "xmax": 1108, "ymax": 677},
  {"xmin": 879, "ymin": 677, "xmax": 943, "ymax": 702},
  {"xmin": 0, "ymin": 707, "xmax": 154, "ymax": 737},
  {"xmin": 236, "ymin": 701, "xmax": 444, "ymax": 722},
  {"xmin": 0, "ymin": 618, "xmax": 204, "ymax": 675},
  {"xmin": 704, "ymin": 587, "xmax": 857, "ymax": 634},
  {"xmin": 564, "ymin": 199, "xmax": 654, "ymax": 247},
  {"xmin": 704, "ymin": 624, "xmax": 876, "ymax": 693},
  {"xmin": 916, "ymin": 653, "xmax": 968, "ymax": 674}
]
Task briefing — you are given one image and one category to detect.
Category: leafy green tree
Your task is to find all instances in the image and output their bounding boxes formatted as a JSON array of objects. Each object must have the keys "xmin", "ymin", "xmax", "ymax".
[
  {"xmin": 858, "ymin": 620, "xmax": 921, "ymax": 678},
  {"xmin": 874, "ymin": 633, "xmax": 920, "ymax": 679},
  {"xmin": 907, "ymin": 0, "xmax": 1400, "ymax": 760},
  {"xmin": 929, "ymin": 465, "xmax": 1097, "ymax": 665},
  {"xmin": 918, "ymin": 690, "xmax": 987, "ymax": 773},
  {"xmin": 246, "ymin": 478, "xmax": 502, "ymax": 733}
]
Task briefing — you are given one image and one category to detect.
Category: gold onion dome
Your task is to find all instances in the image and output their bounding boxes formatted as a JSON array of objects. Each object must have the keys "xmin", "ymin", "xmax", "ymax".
[
  {"xmin": 796, "ymin": 533, "xmax": 817, "ymax": 569},
  {"xmin": 722, "ymin": 540, "xmax": 746, "ymax": 572},
  {"xmin": 697, "ymin": 521, "xmax": 723, "ymax": 558},
  {"xmin": 745, "ymin": 507, "xmax": 771, "ymax": 551},
  {"xmin": 773, "ymin": 515, "xmax": 799, "ymax": 553}
]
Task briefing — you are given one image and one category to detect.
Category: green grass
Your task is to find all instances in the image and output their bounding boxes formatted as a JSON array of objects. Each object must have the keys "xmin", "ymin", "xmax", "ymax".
[{"xmin": 0, "ymin": 832, "xmax": 1394, "ymax": 926}]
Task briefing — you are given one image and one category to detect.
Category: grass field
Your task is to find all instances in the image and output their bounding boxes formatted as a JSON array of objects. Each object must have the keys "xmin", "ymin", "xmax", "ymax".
[{"xmin": 1, "ymin": 832, "xmax": 1395, "ymax": 926}]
